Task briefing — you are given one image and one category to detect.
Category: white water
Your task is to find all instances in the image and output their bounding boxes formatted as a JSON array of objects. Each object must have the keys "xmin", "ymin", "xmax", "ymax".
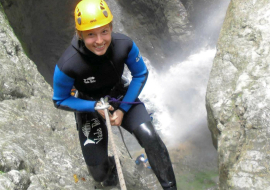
[{"xmin": 139, "ymin": 48, "xmax": 216, "ymax": 146}]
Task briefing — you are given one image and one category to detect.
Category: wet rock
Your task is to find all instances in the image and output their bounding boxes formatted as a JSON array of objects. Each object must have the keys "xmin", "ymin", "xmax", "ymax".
[{"xmin": 206, "ymin": 0, "xmax": 270, "ymax": 189}]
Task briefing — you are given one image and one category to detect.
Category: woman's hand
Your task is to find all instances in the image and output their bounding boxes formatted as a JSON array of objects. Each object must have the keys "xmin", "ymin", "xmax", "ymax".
[
  {"xmin": 96, "ymin": 102, "xmax": 114, "ymax": 119},
  {"xmin": 96, "ymin": 102, "xmax": 124, "ymax": 126},
  {"xmin": 110, "ymin": 109, "xmax": 124, "ymax": 126}
]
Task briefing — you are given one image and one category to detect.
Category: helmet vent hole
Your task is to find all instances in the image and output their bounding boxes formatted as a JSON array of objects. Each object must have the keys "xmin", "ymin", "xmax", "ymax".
[
  {"xmin": 78, "ymin": 12, "xmax": 81, "ymax": 17},
  {"xmin": 77, "ymin": 17, "xmax": 81, "ymax": 25},
  {"xmin": 103, "ymin": 10, "xmax": 108, "ymax": 17},
  {"xmin": 100, "ymin": 1, "xmax": 104, "ymax": 9}
]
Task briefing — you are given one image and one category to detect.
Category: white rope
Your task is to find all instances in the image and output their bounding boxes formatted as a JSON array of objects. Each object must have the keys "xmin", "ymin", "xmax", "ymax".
[{"xmin": 95, "ymin": 98, "xmax": 127, "ymax": 190}]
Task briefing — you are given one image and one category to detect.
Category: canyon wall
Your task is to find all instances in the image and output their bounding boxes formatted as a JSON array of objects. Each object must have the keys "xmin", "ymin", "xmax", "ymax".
[{"xmin": 206, "ymin": 0, "xmax": 270, "ymax": 189}]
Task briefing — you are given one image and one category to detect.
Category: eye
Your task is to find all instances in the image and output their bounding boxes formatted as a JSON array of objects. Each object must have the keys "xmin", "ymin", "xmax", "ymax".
[
  {"xmin": 102, "ymin": 29, "xmax": 108, "ymax": 34},
  {"xmin": 88, "ymin": 33, "xmax": 94, "ymax": 37}
]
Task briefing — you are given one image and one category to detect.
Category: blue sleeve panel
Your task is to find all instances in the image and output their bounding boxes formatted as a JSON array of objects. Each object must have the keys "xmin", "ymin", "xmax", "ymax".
[
  {"xmin": 119, "ymin": 42, "xmax": 148, "ymax": 112},
  {"xmin": 52, "ymin": 65, "xmax": 96, "ymax": 112}
]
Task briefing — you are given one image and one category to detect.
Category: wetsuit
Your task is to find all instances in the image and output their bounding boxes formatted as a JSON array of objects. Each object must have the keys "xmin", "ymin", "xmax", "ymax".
[{"xmin": 52, "ymin": 33, "xmax": 176, "ymax": 189}]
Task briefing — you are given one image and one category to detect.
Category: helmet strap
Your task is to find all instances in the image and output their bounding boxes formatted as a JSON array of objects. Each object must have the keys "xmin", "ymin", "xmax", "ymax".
[{"xmin": 76, "ymin": 30, "xmax": 83, "ymax": 41}]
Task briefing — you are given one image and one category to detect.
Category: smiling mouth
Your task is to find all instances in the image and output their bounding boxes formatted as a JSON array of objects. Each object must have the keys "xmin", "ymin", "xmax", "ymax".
[{"xmin": 95, "ymin": 44, "xmax": 105, "ymax": 50}]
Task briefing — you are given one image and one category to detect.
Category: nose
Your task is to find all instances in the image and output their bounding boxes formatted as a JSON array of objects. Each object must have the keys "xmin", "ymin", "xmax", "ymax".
[{"xmin": 96, "ymin": 34, "xmax": 103, "ymax": 44}]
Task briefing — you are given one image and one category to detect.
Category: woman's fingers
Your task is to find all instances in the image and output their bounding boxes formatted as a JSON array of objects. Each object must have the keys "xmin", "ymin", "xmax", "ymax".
[
  {"xmin": 109, "ymin": 114, "xmax": 118, "ymax": 125},
  {"xmin": 97, "ymin": 110, "xmax": 105, "ymax": 118},
  {"xmin": 108, "ymin": 105, "xmax": 114, "ymax": 111},
  {"xmin": 96, "ymin": 102, "xmax": 114, "ymax": 119}
]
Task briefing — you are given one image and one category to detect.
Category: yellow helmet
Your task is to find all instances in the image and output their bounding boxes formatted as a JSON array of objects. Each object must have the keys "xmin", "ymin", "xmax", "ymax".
[{"xmin": 75, "ymin": 0, "xmax": 113, "ymax": 31}]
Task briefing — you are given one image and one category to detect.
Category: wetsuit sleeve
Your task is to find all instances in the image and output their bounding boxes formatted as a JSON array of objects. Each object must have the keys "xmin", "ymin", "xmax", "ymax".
[
  {"xmin": 119, "ymin": 42, "xmax": 148, "ymax": 112},
  {"xmin": 52, "ymin": 65, "xmax": 96, "ymax": 112}
]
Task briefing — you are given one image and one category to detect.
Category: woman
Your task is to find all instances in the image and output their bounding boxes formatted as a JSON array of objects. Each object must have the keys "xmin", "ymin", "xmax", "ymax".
[{"xmin": 52, "ymin": 0, "xmax": 176, "ymax": 189}]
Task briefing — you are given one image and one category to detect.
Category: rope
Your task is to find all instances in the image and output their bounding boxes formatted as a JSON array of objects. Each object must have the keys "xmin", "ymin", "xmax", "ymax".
[
  {"xmin": 105, "ymin": 95, "xmax": 140, "ymax": 160},
  {"xmin": 117, "ymin": 126, "xmax": 133, "ymax": 159},
  {"xmin": 105, "ymin": 95, "xmax": 143, "ymax": 105},
  {"xmin": 95, "ymin": 98, "xmax": 127, "ymax": 190}
]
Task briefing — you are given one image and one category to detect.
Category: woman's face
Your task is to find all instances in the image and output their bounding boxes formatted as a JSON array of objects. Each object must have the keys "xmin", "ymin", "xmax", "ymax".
[{"xmin": 79, "ymin": 24, "xmax": 112, "ymax": 56}]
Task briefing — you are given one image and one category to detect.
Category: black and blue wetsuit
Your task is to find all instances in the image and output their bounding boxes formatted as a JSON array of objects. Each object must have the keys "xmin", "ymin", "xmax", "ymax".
[
  {"xmin": 53, "ymin": 33, "xmax": 148, "ymax": 113},
  {"xmin": 52, "ymin": 33, "xmax": 176, "ymax": 190}
]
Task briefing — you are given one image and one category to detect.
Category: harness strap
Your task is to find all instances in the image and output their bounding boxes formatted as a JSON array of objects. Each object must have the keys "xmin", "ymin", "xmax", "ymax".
[{"xmin": 105, "ymin": 95, "xmax": 143, "ymax": 105}]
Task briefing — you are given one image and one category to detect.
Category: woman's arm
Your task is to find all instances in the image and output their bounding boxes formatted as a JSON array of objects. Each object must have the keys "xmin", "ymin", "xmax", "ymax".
[
  {"xmin": 119, "ymin": 42, "xmax": 148, "ymax": 113},
  {"xmin": 52, "ymin": 65, "xmax": 97, "ymax": 112}
]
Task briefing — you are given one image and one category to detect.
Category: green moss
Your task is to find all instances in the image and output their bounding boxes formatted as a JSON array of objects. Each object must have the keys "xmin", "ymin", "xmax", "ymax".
[
  {"xmin": 0, "ymin": 170, "xmax": 5, "ymax": 174},
  {"xmin": 176, "ymin": 170, "xmax": 218, "ymax": 190}
]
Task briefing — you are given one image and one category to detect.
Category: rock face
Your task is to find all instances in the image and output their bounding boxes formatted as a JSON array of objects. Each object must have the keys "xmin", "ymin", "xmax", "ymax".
[
  {"xmin": 206, "ymin": 0, "xmax": 270, "ymax": 189},
  {"xmin": 0, "ymin": 0, "xmax": 80, "ymax": 86},
  {"xmin": 116, "ymin": 0, "xmax": 192, "ymax": 62},
  {"xmin": 181, "ymin": 0, "xmax": 231, "ymax": 48},
  {"xmin": 0, "ymin": 4, "xmax": 148, "ymax": 190}
]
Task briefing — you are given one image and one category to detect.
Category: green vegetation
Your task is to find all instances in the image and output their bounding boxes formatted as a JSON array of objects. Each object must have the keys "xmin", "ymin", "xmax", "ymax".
[
  {"xmin": 0, "ymin": 170, "xmax": 5, "ymax": 175},
  {"xmin": 176, "ymin": 170, "xmax": 218, "ymax": 190}
]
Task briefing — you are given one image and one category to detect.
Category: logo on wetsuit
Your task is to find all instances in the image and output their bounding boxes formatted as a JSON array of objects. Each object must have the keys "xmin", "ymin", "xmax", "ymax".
[
  {"xmin": 82, "ymin": 118, "xmax": 103, "ymax": 146},
  {"xmin": 136, "ymin": 52, "xmax": 142, "ymax": 62},
  {"xmin": 83, "ymin": 77, "xmax": 96, "ymax": 84}
]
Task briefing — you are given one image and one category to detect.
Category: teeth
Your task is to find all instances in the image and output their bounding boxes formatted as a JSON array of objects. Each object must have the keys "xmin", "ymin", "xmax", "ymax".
[{"xmin": 96, "ymin": 44, "xmax": 105, "ymax": 48}]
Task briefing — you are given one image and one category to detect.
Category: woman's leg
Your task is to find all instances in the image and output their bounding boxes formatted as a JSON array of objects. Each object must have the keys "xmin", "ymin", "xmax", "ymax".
[
  {"xmin": 76, "ymin": 112, "xmax": 118, "ymax": 186},
  {"xmin": 133, "ymin": 121, "xmax": 177, "ymax": 190},
  {"xmin": 121, "ymin": 103, "xmax": 177, "ymax": 189},
  {"xmin": 87, "ymin": 156, "xmax": 118, "ymax": 186}
]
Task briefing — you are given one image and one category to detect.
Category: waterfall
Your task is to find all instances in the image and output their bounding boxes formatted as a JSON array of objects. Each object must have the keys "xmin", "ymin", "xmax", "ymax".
[{"xmin": 140, "ymin": 48, "xmax": 216, "ymax": 145}]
